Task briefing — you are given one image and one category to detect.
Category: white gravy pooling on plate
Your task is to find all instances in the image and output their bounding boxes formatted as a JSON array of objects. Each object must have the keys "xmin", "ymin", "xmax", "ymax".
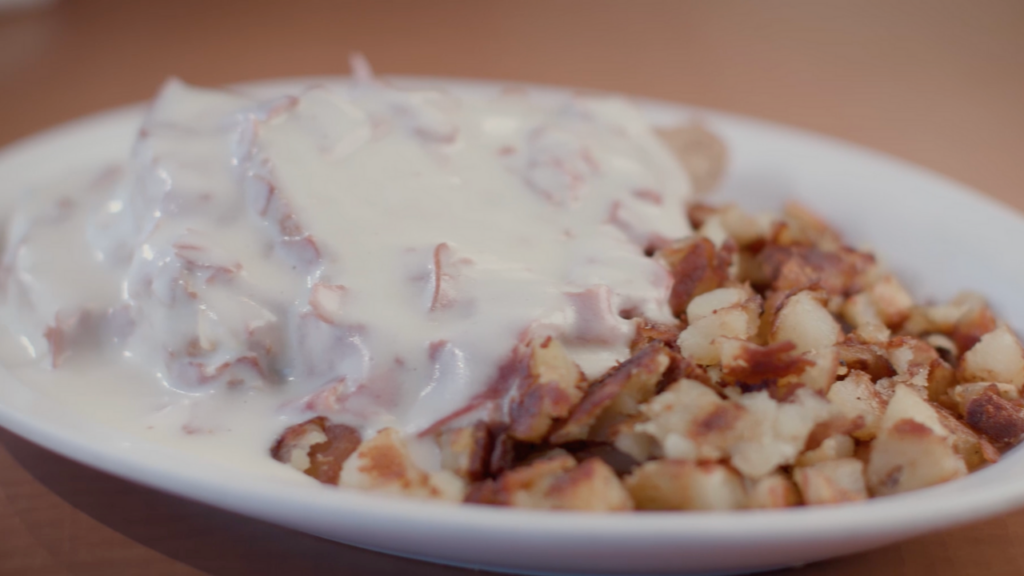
[{"xmin": 0, "ymin": 61, "xmax": 693, "ymax": 441}]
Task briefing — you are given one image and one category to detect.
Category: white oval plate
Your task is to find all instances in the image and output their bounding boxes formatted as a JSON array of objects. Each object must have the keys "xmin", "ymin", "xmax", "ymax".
[{"xmin": 1, "ymin": 78, "xmax": 1024, "ymax": 576}]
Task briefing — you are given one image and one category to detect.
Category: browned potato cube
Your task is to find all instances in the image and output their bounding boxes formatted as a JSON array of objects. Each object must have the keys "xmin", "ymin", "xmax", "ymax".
[
  {"xmin": 770, "ymin": 290, "xmax": 843, "ymax": 354},
  {"xmin": 686, "ymin": 287, "xmax": 750, "ymax": 323},
  {"xmin": 781, "ymin": 201, "xmax": 842, "ymax": 249},
  {"xmin": 271, "ymin": 417, "xmax": 362, "ymax": 484},
  {"xmin": 638, "ymin": 378, "xmax": 744, "ymax": 462},
  {"xmin": 608, "ymin": 415, "xmax": 660, "ymax": 463},
  {"xmin": 729, "ymin": 389, "xmax": 835, "ymax": 478},
  {"xmin": 866, "ymin": 419, "xmax": 967, "ymax": 496},
  {"xmin": 951, "ymin": 382, "xmax": 1020, "ymax": 414},
  {"xmin": 550, "ymin": 342, "xmax": 675, "ymax": 444},
  {"xmin": 625, "ymin": 460, "xmax": 746, "ymax": 510},
  {"xmin": 949, "ymin": 295, "xmax": 997, "ymax": 355},
  {"xmin": 340, "ymin": 428, "xmax": 465, "ymax": 501},
  {"xmin": 271, "ymin": 417, "xmax": 329, "ymax": 472},
  {"xmin": 834, "ymin": 341, "xmax": 896, "ymax": 381},
  {"xmin": 961, "ymin": 386, "xmax": 1024, "ymax": 448},
  {"xmin": 841, "ymin": 293, "xmax": 890, "ymax": 344},
  {"xmin": 438, "ymin": 421, "xmax": 492, "ymax": 481},
  {"xmin": 538, "ymin": 458, "xmax": 635, "ymax": 511},
  {"xmin": 794, "ymin": 458, "xmax": 869, "ymax": 505},
  {"xmin": 508, "ymin": 337, "xmax": 587, "ymax": 442},
  {"xmin": 718, "ymin": 338, "xmax": 814, "ymax": 394},
  {"xmin": 932, "ymin": 403, "xmax": 1000, "ymax": 471},
  {"xmin": 796, "ymin": 346, "xmax": 840, "ymax": 395},
  {"xmin": 630, "ymin": 318, "xmax": 683, "ymax": 355},
  {"xmin": 958, "ymin": 326, "xmax": 1024, "ymax": 389},
  {"xmin": 746, "ymin": 472, "xmax": 802, "ymax": 509},
  {"xmin": 494, "ymin": 454, "xmax": 633, "ymax": 511},
  {"xmin": 657, "ymin": 236, "xmax": 733, "ymax": 317},
  {"xmin": 825, "ymin": 371, "xmax": 888, "ymax": 441},
  {"xmin": 796, "ymin": 434, "xmax": 856, "ymax": 467},
  {"xmin": 678, "ymin": 290, "xmax": 762, "ymax": 365},
  {"xmin": 868, "ymin": 275, "xmax": 914, "ymax": 328}
]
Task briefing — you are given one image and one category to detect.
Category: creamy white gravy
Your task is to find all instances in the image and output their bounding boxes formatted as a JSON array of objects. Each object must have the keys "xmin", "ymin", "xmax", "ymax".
[{"xmin": 0, "ymin": 60, "xmax": 692, "ymax": 470}]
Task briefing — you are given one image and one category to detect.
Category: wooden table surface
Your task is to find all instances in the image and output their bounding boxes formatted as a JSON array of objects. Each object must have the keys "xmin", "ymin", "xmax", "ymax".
[{"xmin": 1, "ymin": 1, "xmax": 1023, "ymax": 575}]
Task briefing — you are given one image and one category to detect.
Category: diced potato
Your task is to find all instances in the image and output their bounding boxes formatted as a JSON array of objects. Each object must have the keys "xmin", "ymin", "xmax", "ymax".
[
  {"xmin": 932, "ymin": 403, "xmax": 1000, "ymax": 471},
  {"xmin": 729, "ymin": 389, "xmax": 835, "ymax": 478},
  {"xmin": 719, "ymin": 204, "xmax": 770, "ymax": 247},
  {"xmin": 796, "ymin": 346, "xmax": 840, "ymax": 394},
  {"xmin": 925, "ymin": 333, "xmax": 958, "ymax": 359},
  {"xmin": 271, "ymin": 417, "xmax": 329, "ymax": 472},
  {"xmin": 796, "ymin": 434, "xmax": 856, "ymax": 467},
  {"xmin": 637, "ymin": 379, "xmax": 743, "ymax": 462},
  {"xmin": 550, "ymin": 342, "xmax": 674, "ymax": 444},
  {"xmin": 746, "ymin": 472, "xmax": 802, "ymax": 509},
  {"xmin": 927, "ymin": 358, "xmax": 957, "ymax": 406},
  {"xmin": 885, "ymin": 336, "xmax": 939, "ymax": 377},
  {"xmin": 608, "ymin": 415, "xmax": 660, "ymax": 462},
  {"xmin": 535, "ymin": 458, "xmax": 635, "ymax": 511},
  {"xmin": 866, "ymin": 419, "xmax": 967, "ymax": 496},
  {"xmin": 878, "ymin": 384, "xmax": 949, "ymax": 438},
  {"xmin": 951, "ymin": 382, "xmax": 1020, "ymax": 415},
  {"xmin": 657, "ymin": 236, "xmax": 732, "ymax": 317},
  {"xmin": 340, "ymin": 428, "xmax": 465, "ymax": 501},
  {"xmin": 271, "ymin": 417, "xmax": 362, "ymax": 484},
  {"xmin": 678, "ymin": 296, "xmax": 762, "ymax": 365},
  {"xmin": 842, "ymin": 293, "xmax": 890, "ymax": 344},
  {"xmin": 698, "ymin": 215, "xmax": 730, "ymax": 248},
  {"xmin": 438, "ymin": 421, "xmax": 492, "ymax": 481},
  {"xmin": 625, "ymin": 460, "xmax": 746, "ymax": 510},
  {"xmin": 687, "ymin": 202, "xmax": 719, "ymax": 229},
  {"xmin": 495, "ymin": 455, "xmax": 634, "ymax": 511},
  {"xmin": 868, "ymin": 275, "xmax": 914, "ymax": 327},
  {"xmin": 961, "ymin": 386, "xmax": 1024, "ymax": 448},
  {"xmin": 781, "ymin": 201, "xmax": 842, "ymax": 249},
  {"xmin": 835, "ymin": 341, "xmax": 896, "ymax": 380},
  {"xmin": 718, "ymin": 338, "xmax": 814, "ymax": 394},
  {"xmin": 958, "ymin": 325, "xmax": 1024, "ymax": 389},
  {"xmin": 905, "ymin": 292, "xmax": 991, "ymax": 337},
  {"xmin": 949, "ymin": 295, "xmax": 997, "ymax": 355},
  {"xmin": 686, "ymin": 287, "xmax": 749, "ymax": 324},
  {"xmin": 794, "ymin": 458, "xmax": 869, "ymax": 505},
  {"xmin": 770, "ymin": 291, "xmax": 842, "ymax": 354},
  {"xmin": 630, "ymin": 318, "xmax": 683, "ymax": 355},
  {"xmin": 508, "ymin": 337, "xmax": 587, "ymax": 442},
  {"xmin": 826, "ymin": 371, "xmax": 888, "ymax": 440}
]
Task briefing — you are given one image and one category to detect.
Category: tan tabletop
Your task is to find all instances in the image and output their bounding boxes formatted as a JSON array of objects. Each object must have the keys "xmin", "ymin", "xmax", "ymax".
[{"xmin": 1, "ymin": 1, "xmax": 1024, "ymax": 575}]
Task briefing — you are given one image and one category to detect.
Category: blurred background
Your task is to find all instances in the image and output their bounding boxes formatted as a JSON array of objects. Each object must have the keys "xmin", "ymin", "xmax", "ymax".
[
  {"xmin": 1, "ymin": 1, "xmax": 1023, "ymax": 575},
  {"xmin": 3, "ymin": 0, "xmax": 1024, "ymax": 204}
]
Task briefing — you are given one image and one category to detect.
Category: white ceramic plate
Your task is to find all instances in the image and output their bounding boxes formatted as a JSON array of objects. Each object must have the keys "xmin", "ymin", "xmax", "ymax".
[{"xmin": 2, "ymin": 78, "xmax": 1024, "ymax": 576}]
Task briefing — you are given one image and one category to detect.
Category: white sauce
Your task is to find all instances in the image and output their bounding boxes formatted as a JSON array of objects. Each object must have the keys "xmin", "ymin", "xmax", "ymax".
[{"xmin": 0, "ymin": 60, "xmax": 692, "ymax": 470}]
